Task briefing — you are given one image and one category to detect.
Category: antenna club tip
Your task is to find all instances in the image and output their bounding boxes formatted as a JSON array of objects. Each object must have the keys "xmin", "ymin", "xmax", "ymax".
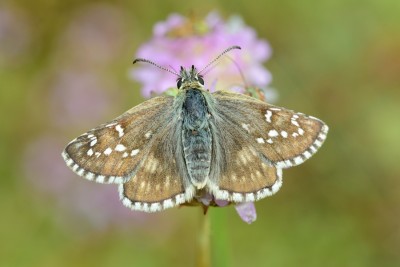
[
  {"xmin": 132, "ymin": 58, "xmax": 141, "ymax": 64},
  {"xmin": 229, "ymin": 45, "xmax": 241, "ymax": 50}
]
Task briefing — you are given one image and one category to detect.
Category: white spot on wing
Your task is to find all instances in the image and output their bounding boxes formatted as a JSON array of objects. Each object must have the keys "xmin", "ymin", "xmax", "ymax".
[
  {"xmin": 90, "ymin": 138, "xmax": 97, "ymax": 146},
  {"xmin": 281, "ymin": 131, "xmax": 288, "ymax": 138},
  {"xmin": 265, "ymin": 110, "xmax": 272, "ymax": 123},
  {"xmin": 106, "ymin": 122, "xmax": 117, "ymax": 128},
  {"xmin": 256, "ymin": 137, "xmax": 265, "ymax": 144},
  {"xmin": 131, "ymin": 149, "xmax": 139, "ymax": 156},
  {"xmin": 145, "ymin": 131, "xmax": 152, "ymax": 139},
  {"xmin": 87, "ymin": 148, "xmax": 94, "ymax": 156},
  {"xmin": 268, "ymin": 129, "xmax": 279, "ymax": 137},
  {"xmin": 104, "ymin": 147, "xmax": 112, "ymax": 155},
  {"xmin": 291, "ymin": 120, "xmax": 300, "ymax": 127},
  {"xmin": 115, "ymin": 124, "xmax": 124, "ymax": 137},
  {"xmin": 115, "ymin": 144, "xmax": 126, "ymax": 151}
]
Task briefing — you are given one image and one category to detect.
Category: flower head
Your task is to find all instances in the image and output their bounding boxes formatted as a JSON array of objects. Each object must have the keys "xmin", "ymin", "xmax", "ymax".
[{"xmin": 130, "ymin": 12, "xmax": 273, "ymax": 98}]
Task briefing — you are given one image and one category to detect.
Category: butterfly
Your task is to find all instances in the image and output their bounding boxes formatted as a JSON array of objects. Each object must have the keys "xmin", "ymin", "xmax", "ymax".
[{"xmin": 62, "ymin": 46, "xmax": 328, "ymax": 212}]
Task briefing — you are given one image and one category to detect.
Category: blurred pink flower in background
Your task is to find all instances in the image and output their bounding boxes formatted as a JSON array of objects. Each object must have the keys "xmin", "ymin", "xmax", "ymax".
[
  {"xmin": 130, "ymin": 12, "xmax": 274, "ymax": 99},
  {"xmin": 49, "ymin": 70, "xmax": 116, "ymax": 128},
  {"xmin": 57, "ymin": 3, "xmax": 126, "ymax": 64},
  {"xmin": 0, "ymin": 5, "xmax": 31, "ymax": 66}
]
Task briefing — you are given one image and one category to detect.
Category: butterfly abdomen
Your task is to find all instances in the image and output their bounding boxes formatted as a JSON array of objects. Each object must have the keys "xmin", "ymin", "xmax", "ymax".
[{"xmin": 182, "ymin": 89, "xmax": 212, "ymax": 189}]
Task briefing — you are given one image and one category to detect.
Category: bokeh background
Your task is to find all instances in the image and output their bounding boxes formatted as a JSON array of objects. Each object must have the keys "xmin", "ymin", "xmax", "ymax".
[{"xmin": 1, "ymin": 0, "xmax": 400, "ymax": 266}]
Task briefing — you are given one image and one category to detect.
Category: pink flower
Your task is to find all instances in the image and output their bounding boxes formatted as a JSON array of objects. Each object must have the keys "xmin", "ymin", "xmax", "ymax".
[
  {"xmin": 234, "ymin": 202, "xmax": 257, "ymax": 224},
  {"xmin": 130, "ymin": 12, "xmax": 273, "ymax": 98}
]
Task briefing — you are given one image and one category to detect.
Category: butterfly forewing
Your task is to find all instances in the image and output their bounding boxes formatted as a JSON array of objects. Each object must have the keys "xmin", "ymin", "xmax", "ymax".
[
  {"xmin": 62, "ymin": 96, "xmax": 175, "ymax": 184},
  {"xmin": 212, "ymin": 91, "xmax": 328, "ymax": 169}
]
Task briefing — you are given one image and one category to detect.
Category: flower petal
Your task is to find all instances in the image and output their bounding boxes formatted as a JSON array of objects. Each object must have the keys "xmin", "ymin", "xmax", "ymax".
[{"xmin": 235, "ymin": 202, "xmax": 257, "ymax": 224}]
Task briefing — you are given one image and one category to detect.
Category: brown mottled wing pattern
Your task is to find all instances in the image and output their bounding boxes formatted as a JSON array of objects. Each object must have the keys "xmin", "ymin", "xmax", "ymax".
[
  {"xmin": 63, "ymin": 95, "xmax": 195, "ymax": 212},
  {"xmin": 119, "ymin": 116, "xmax": 196, "ymax": 212},
  {"xmin": 207, "ymin": 90, "xmax": 328, "ymax": 202},
  {"xmin": 62, "ymin": 96, "xmax": 175, "ymax": 184}
]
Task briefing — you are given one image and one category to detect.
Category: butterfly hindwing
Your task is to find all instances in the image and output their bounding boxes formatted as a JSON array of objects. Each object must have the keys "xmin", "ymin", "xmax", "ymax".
[
  {"xmin": 207, "ymin": 112, "xmax": 283, "ymax": 202},
  {"xmin": 62, "ymin": 96, "xmax": 175, "ymax": 184},
  {"xmin": 119, "ymin": 117, "xmax": 196, "ymax": 212}
]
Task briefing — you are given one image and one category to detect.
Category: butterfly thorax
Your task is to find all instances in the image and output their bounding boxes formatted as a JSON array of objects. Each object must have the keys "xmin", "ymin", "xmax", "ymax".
[
  {"xmin": 180, "ymin": 71, "xmax": 212, "ymax": 190},
  {"xmin": 182, "ymin": 89, "xmax": 209, "ymax": 129}
]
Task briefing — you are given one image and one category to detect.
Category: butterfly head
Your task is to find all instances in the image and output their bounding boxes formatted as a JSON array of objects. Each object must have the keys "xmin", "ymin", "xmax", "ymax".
[{"xmin": 177, "ymin": 65, "xmax": 205, "ymax": 90}]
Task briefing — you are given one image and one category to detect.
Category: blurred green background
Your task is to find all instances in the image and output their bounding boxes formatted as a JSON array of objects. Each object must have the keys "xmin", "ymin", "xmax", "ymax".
[{"xmin": 1, "ymin": 0, "xmax": 400, "ymax": 266}]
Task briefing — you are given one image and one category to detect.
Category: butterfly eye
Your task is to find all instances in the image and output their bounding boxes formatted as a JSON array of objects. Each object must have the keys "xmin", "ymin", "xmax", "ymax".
[
  {"xmin": 177, "ymin": 79, "xmax": 183, "ymax": 89},
  {"xmin": 198, "ymin": 76, "xmax": 204, "ymax": 85}
]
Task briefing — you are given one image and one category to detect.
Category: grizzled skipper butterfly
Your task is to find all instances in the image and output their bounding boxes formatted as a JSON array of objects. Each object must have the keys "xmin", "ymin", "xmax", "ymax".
[{"xmin": 62, "ymin": 46, "xmax": 328, "ymax": 212}]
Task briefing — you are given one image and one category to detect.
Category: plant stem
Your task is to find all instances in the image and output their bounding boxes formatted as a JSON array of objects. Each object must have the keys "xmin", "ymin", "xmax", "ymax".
[
  {"xmin": 197, "ymin": 210, "xmax": 211, "ymax": 267},
  {"xmin": 210, "ymin": 209, "xmax": 231, "ymax": 267}
]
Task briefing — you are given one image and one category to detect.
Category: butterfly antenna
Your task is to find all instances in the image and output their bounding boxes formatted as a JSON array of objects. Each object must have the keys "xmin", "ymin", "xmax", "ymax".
[
  {"xmin": 199, "ymin": 45, "xmax": 241, "ymax": 75},
  {"xmin": 227, "ymin": 56, "xmax": 249, "ymax": 87},
  {"xmin": 133, "ymin": 58, "xmax": 179, "ymax": 76}
]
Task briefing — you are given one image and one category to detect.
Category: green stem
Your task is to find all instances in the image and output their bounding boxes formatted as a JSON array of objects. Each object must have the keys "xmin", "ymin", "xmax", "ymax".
[
  {"xmin": 210, "ymin": 209, "xmax": 231, "ymax": 267},
  {"xmin": 197, "ymin": 210, "xmax": 211, "ymax": 267}
]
